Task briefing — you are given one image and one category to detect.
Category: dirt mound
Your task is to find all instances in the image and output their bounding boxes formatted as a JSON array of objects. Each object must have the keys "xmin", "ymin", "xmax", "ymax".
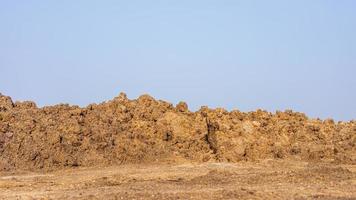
[{"xmin": 0, "ymin": 92, "xmax": 355, "ymax": 171}]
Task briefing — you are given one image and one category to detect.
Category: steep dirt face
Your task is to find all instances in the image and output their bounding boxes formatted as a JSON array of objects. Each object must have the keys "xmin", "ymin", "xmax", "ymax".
[
  {"xmin": 201, "ymin": 108, "xmax": 355, "ymax": 163},
  {"xmin": 0, "ymin": 92, "xmax": 355, "ymax": 171}
]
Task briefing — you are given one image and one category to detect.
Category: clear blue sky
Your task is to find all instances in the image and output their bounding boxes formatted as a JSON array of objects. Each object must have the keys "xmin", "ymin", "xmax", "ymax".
[{"xmin": 1, "ymin": 1, "xmax": 355, "ymax": 120}]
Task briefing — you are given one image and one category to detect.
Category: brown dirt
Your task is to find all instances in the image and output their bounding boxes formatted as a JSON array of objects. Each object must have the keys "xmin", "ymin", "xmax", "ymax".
[
  {"xmin": 0, "ymin": 92, "xmax": 355, "ymax": 199},
  {"xmin": 0, "ymin": 161, "xmax": 355, "ymax": 199}
]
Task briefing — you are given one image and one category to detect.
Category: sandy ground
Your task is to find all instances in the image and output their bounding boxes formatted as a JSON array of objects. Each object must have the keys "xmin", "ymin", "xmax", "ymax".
[{"xmin": 0, "ymin": 160, "xmax": 355, "ymax": 200}]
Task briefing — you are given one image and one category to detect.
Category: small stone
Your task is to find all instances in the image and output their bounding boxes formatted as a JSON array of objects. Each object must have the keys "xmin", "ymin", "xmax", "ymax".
[
  {"xmin": 115, "ymin": 92, "xmax": 128, "ymax": 102},
  {"xmin": 5, "ymin": 132, "xmax": 13, "ymax": 138},
  {"xmin": 0, "ymin": 94, "xmax": 14, "ymax": 111},
  {"xmin": 176, "ymin": 101, "xmax": 188, "ymax": 112}
]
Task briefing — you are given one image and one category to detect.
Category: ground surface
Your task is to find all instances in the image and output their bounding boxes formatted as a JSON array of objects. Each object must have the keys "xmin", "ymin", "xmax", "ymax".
[{"xmin": 0, "ymin": 160, "xmax": 355, "ymax": 200}]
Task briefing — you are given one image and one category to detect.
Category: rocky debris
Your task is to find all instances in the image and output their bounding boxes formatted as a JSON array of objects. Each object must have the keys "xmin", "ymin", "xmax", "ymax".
[
  {"xmin": 0, "ymin": 132, "xmax": 13, "ymax": 149},
  {"xmin": 14, "ymin": 101, "xmax": 37, "ymax": 109},
  {"xmin": 0, "ymin": 92, "xmax": 355, "ymax": 171},
  {"xmin": 0, "ymin": 94, "xmax": 14, "ymax": 111},
  {"xmin": 176, "ymin": 101, "xmax": 189, "ymax": 112}
]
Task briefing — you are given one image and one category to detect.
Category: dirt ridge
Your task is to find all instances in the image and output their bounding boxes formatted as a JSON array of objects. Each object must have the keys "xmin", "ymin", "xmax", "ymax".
[{"xmin": 0, "ymin": 92, "xmax": 355, "ymax": 171}]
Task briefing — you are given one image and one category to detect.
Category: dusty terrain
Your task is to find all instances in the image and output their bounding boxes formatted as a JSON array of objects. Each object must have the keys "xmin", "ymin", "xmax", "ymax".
[
  {"xmin": 0, "ymin": 92, "xmax": 355, "ymax": 199},
  {"xmin": 1, "ymin": 160, "xmax": 355, "ymax": 200}
]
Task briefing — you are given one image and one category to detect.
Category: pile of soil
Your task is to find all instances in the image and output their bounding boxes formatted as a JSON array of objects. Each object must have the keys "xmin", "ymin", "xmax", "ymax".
[{"xmin": 0, "ymin": 92, "xmax": 355, "ymax": 171}]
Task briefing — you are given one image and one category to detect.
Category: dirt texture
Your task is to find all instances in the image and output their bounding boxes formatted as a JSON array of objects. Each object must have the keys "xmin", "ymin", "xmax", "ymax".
[
  {"xmin": 1, "ymin": 92, "xmax": 355, "ymax": 171},
  {"xmin": 0, "ymin": 92, "xmax": 355, "ymax": 199},
  {"xmin": 0, "ymin": 160, "xmax": 355, "ymax": 200}
]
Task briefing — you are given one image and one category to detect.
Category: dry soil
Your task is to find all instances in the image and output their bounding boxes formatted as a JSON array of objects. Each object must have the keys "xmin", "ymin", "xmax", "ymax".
[{"xmin": 0, "ymin": 92, "xmax": 355, "ymax": 199}]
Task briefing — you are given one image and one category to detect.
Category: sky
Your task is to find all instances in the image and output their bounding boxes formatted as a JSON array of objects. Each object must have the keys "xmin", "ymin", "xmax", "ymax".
[{"xmin": 0, "ymin": 1, "xmax": 355, "ymax": 121}]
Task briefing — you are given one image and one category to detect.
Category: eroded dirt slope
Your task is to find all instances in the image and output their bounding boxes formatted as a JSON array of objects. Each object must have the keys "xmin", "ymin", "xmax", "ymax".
[{"xmin": 0, "ymin": 92, "xmax": 355, "ymax": 171}]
